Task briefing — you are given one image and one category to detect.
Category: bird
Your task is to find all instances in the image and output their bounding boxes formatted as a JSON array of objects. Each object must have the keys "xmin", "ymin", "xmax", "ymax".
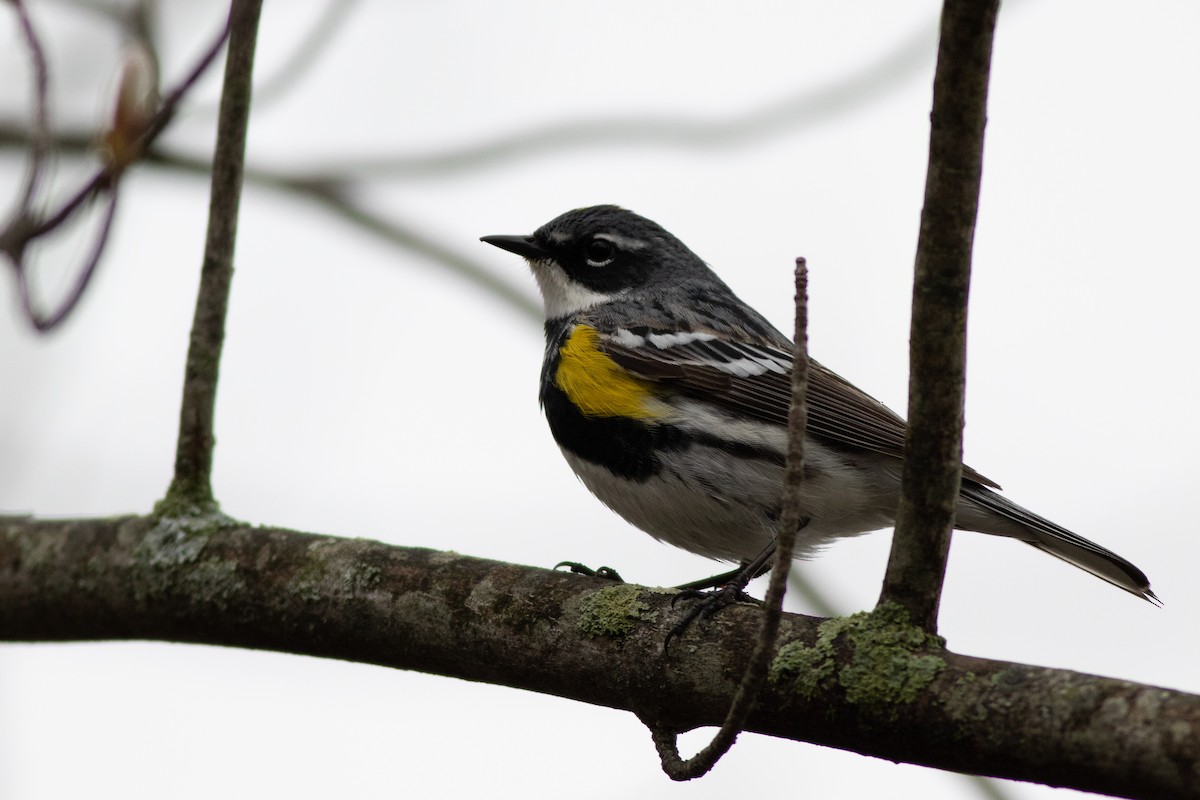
[{"xmin": 481, "ymin": 205, "xmax": 1156, "ymax": 604}]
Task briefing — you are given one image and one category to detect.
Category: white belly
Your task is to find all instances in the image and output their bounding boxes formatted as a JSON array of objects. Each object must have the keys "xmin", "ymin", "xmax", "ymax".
[{"xmin": 561, "ymin": 438, "xmax": 901, "ymax": 564}]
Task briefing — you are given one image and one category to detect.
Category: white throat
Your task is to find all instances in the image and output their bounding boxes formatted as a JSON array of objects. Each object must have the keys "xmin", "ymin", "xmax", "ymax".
[{"xmin": 529, "ymin": 259, "xmax": 615, "ymax": 319}]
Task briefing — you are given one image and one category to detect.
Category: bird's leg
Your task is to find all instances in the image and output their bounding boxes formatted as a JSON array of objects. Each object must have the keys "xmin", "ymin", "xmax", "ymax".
[{"xmin": 665, "ymin": 542, "xmax": 777, "ymax": 649}]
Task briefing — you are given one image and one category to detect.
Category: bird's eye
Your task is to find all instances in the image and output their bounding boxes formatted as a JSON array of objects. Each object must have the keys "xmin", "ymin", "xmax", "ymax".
[{"xmin": 583, "ymin": 238, "xmax": 616, "ymax": 267}]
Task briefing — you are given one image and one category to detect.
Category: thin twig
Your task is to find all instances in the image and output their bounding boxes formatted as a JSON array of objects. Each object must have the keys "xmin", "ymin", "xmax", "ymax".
[
  {"xmin": 29, "ymin": 9, "xmax": 231, "ymax": 239},
  {"xmin": 877, "ymin": 0, "xmax": 1000, "ymax": 632},
  {"xmin": 165, "ymin": 0, "xmax": 263, "ymax": 511},
  {"xmin": 15, "ymin": 184, "xmax": 121, "ymax": 331},
  {"xmin": 1, "ymin": 8, "xmax": 233, "ymax": 333},
  {"xmin": 647, "ymin": 258, "xmax": 810, "ymax": 780},
  {"xmin": 9, "ymin": 0, "xmax": 51, "ymax": 214},
  {"xmin": 2, "ymin": 0, "xmax": 116, "ymax": 332}
]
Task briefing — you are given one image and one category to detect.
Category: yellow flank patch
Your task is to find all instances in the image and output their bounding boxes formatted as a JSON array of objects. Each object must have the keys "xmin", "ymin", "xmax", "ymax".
[{"xmin": 556, "ymin": 325, "xmax": 662, "ymax": 419}]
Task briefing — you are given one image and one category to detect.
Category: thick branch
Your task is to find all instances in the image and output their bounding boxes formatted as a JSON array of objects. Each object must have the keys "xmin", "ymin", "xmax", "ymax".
[
  {"xmin": 879, "ymin": 0, "xmax": 999, "ymax": 630},
  {"xmin": 1, "ymin": 515, "xmax": 1196, "ymax": 799}
]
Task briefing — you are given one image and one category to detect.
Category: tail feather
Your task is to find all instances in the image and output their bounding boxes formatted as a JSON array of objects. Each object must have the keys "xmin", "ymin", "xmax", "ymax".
[{"xmin": 958, "ymin": 485, "xmax": 1158, "ymax": 604}]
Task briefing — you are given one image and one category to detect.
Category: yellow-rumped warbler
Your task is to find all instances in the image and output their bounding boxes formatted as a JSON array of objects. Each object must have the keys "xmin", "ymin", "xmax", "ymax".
[{"xmin": 482, "ymin": 205, "xmax": 1156, "ymax": 603}]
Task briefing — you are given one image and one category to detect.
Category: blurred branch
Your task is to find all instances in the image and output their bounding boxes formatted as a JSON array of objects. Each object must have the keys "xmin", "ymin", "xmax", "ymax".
[
  {"xmin": 0, "ymin": 13, "xmax": 936, "ymax": 326},
  {"xmin": 11, "ymin": 184, "xmax": 120, "ymax": 331},
  {"xmin": 166, "ymin": 0, "xmax": 262, "ymax": 511},
  {"xmin": 0, "ymin": 19, "xmax": 937, "ymax": 182},
  {"xmin": 1, "ymin": 514, "xmax": 1196, "ymax": 800},
  {"xmin": 300, "ymin": 182, "xmax": 541, "ymax": 319},
  {"xmin": 786, "ymin": 568, "xmax": 840, "ymax": 617},
  {"xmin": 179, "ymin": 0, "xmax": 360, "ymax": 118},
  {"xmin": 0, "ymin": 123, "xmax": 541, "ymax": 321},
  {"xmin": 235, "ymin": 0, "xmax": 360, "ymax": 111},
  {"xmin": 145, "ymin": 143, "xmax": 541, "ymax": 320},
  {"xmin": 256, "ymin": 20, "xmax": 938, "ymax": 181},
  {"xmin": 0, "ymin": 4, "xmax": 232, "ymax": 332},
  {"xmin": 42, "ymin": 0, "xmax": 159, "ymax": 48},
  {"xmin": 878, "ymin": 0, "xmax": 999, "ymax": 632},
  {"xmin": 46, "ymin": 0, "xmax": 131, "ymax": 19},
  {"xmin": 124, "ymin": 0, "xmax": 158, "ymax": 47},
  {"xmin": 9, "ymin": 0, "xmax": 51, "ymax": 214}
]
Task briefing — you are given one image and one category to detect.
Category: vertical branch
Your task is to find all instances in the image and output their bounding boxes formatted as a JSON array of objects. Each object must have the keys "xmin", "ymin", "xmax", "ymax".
[
  {"xmin": 877, "ymin": 0, "xmax": 1000, "ymax": 631},
  {"xmin": 165, "ymin": 0, "xmax": 264, "ymax": 511},
  {"xmin": 647, "ymin": 259, "xmax": 809, "ymax": 780}
]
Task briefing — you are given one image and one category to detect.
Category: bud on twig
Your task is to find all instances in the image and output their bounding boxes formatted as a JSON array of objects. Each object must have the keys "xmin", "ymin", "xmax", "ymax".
[{"xmin": 103, "ymin": 41, "xmax": 159, "ymax": 172}]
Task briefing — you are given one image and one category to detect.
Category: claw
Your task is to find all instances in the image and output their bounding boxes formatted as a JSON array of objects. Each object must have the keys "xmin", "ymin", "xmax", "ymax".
[
  {"xmin": 663, "ymin": 544, "xmax": 777, "ymax": 652},
  {"xmin": 664, "ymin": 583, "xmax": 764, "ymax": 651},
  {"xmin": 554, "ymin": 561, "xmax": 625, "ymax": 582}
]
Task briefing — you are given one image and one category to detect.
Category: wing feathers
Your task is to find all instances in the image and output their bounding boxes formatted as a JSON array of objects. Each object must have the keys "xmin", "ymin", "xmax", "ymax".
[{"xmin": 599, "ymin": 326, "xmax": 1001, "ymax": 489}]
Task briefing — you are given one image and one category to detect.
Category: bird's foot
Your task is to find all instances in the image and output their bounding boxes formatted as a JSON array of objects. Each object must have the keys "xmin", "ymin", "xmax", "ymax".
[
  {"xmin": 663, "ymin": 553, "xmax": 774, "ymax": 651},
  {"xmin": 664, "ymin": 582, "xmax": 765, "ymax": 652},
  {"xmin": 554, "ymin": 561, "xmax": 625, "ymax": 583}
]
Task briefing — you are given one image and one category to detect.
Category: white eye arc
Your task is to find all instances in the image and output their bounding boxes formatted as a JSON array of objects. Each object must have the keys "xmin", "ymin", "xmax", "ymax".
[{"xmin": 583, "ymin": 237, "xmax": 617, "ymax": 267}]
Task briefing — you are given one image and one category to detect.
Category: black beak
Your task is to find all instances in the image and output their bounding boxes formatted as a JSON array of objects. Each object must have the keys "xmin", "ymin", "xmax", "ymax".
[{"xmin": 480, "ymin": 234, "xmax": 550, "ymax": 260}]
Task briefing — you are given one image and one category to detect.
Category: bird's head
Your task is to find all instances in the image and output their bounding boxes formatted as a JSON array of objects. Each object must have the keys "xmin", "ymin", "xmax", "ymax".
[{"xmin": 482, "ymin": 205, "xmax": 718, "ymax": 320}]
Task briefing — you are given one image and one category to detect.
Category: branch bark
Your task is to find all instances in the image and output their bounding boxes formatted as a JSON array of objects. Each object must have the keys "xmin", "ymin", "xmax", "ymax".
[
  {"xmin": 879, "ymin": 0, "xmax": 999, "ymax": 631},
  {"xmin": 1, "ymin": 515, "xmax": 1196, "ymax": 799},
  {"xmin": 167, "ymin": 0, "xmax": 262, "ymax": 509},
  {"xmin": 2, "ymin": 5, "xmax": 1183, "ymax": 799},
  {"xmin": 648, "ymin": 258, "xmax": 811, "ymax": 779}
]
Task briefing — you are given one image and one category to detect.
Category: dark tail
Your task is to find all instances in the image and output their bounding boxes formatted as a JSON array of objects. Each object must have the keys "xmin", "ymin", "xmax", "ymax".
[{"xmin": 958, "ymin": 485, "xmax": 1159, "ymax": 605}]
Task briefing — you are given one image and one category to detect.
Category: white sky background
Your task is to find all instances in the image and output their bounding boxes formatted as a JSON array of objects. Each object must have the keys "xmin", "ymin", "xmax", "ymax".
[{"xmin": 1, "ymin": 1, "xmax": 1198, "ymax": 798}]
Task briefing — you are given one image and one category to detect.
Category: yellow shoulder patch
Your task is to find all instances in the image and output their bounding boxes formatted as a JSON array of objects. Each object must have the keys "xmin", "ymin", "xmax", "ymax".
[{"xmin": 555, "ymin": 325, "xmax": 663, "ymax": 419}]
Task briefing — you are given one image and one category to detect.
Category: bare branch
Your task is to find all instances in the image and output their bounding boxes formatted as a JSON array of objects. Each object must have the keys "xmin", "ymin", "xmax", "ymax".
[
  {"xmin": 166, "ymin": 0, "xmax": 263, "ymax": 510},
  {"xmin": 1, "ymin": 7, "xmax": 233, "ymax": 332},
  {"xmin": 878, "ymin": 0, "xmax": 999, "ymax": 632},
  {"xmin": 648, "ymin": 259, "xmax": 811, "ymax": 779},
  {"xmin": 1, "ymin": 514, "xmax": 1195, "ymax": 799}
]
